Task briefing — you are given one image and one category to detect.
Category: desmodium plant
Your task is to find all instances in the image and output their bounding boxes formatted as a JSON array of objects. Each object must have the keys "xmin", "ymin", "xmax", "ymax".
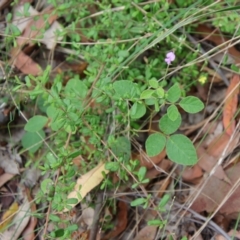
[{"xmin": 6, "ymin": 0, "xmax": 218, "ymax": 238}]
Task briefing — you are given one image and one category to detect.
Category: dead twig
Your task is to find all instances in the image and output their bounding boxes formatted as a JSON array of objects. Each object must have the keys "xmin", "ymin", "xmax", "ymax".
[{"xmin": 89, "ymin": 193, "xmax": 104, "ymax": 240}]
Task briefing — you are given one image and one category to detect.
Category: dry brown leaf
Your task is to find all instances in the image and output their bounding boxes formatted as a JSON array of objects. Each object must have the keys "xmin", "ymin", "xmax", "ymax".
[
  {"xmin": 40, "ymin": 21, "xmax": 63, "ymax": 49},
  {"xmin": 196, "ymin": 130, "xmax": 239, "ymax": 182},
  {"xmin": 12, "ymin": 4, "xmax": 38, "ymax": 33},
  {"xmin": 22, "ymin": 188, "xmax": 37, "ymax": 240},
  {"xmin": 1, "ymin": 196, "xmax": 31, "ymax": 240},
  {"xmin": 0, "ymin": 202, "xmax": 19, "ymax": 232},
  {"xmin": 197, "ymin": 25, "xmax": 240, "ymax": 64},
  {"xmin": 0, "ymin": 148, "xmax": 20, "ymax": 175},
  {"xmin": 13, "ymin": 4, "xmax": 62, "ymax": 49},
  {"xmin": 0, "ymin": 173, "xmax": 15, "ymax": 188},
  {"xmin": 22, "ymin": 216, "xmax": 37, "ymax": 240},
  {"xmin": 181, "ymin": 164, "xmax": 203, "ymax": 182},
  {"xmin": 103, "ymin": 198, "xmax": 128, "ymax": 239},
  {"xmin": 10, "ymin": 49, "xmax": 42, "ymax": 75},
  {"xmin": 82, "ymin": 207, "xmax": 94, "ymax": 226},
  {"xmin": 197, "ymin": 146, "xmax": 230, "ymax": 183},
  {"xmin": 132, "ymin": 226, "xmax": 157, "ymax": 240},
  {"xmin": 207, "ymin": 132, "xmax": 239, "ymax": 158},
  {"xmin": 133, "ymin": 149, "xmax": 166, "ymax": 170},
  {"xmin": 63, "ymin": 162, "xmax": 109, "ymax": 212},
  {"xmin": 23, "ymin": 168, "xmax": 41, "ymax": 188},
  {"xmin": 145, "ymin": 159, "xmax": 172, "ymax": 180},
  {"xmin": 16, "ymin": 7, "xmax": 58, "ymax": 47},
  {"xmin": 191, "ymin": 162, "xmax": 240, "ymax": 216},
  {"xmin": 213, "ymin": 214, "xmax": 230, "ymax": 232},
  {"xmin": 223, "ymin": 75, "xmax": 240, "ymax": 135},
  {"xmin": 228, "ymin": 230, "xmax": 240, "ymax": 238},
  {"xmin": 0, "ymin": 0, "xmax": 11, "ymax": 10}
]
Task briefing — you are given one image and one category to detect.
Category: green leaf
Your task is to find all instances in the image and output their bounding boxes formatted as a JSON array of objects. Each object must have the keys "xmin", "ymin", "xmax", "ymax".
[
  {"xmin": 105, "ymin": 162, "xmax": 120, "ymax": 172},
  {"xmin": 158, "ymin": 194, "xmax": 170, "ymax": 209},
  {"xmin": 137, "ymin": 166, "xmax": 147, "ymax": 182},
  {"xmin": 49, "ymin": 214, "xmax": 61, "ymax": 222},
  {"xmin": 110, "ymin": 137, "xmax": 131, "ymax": 161},
  {"xmin": 149, "ymin": 79, "xmax": 158, "ymax": 88},
  {"xmin": 214, "ymin": 5, "xmax": 240, "ymax": 13},
  {"xmin": 130, "ymin": 198, "xmax": 146, "ymax": 207},
  {"xmin": 67, "ymin": 224, "xmax": 78, "ymax": 232},
  {"xmin": 65, "ymin": 78, "xmax": 88, "ymax": 98},
  {"xmin": 54, "ymin": 229, "xmax": 64, "ymax": 237},
  {"xmin": 231, "ymin": 64, "xmax": 240, "ymax": 73},
  {"xmin": 167, "ymin": 105, "xmax": 179, "ymax": 121},
  {"xmin": 146, "ymin": 133, "xmax": 166, "ymax": 157},
  {"xmin": 40, "ymin": 178, "xmax": 54, "ymax": 194},
  {"xmin": 9, "ymin": 24, "xmax": 21, "ymax": 36},
  {"xmin": 140, "ymin": 89, "xmax": 154, "ymax": 99},
  {"xmin": 130, "ymin": 102, "xmax": 146, "ymax": 119},
  {"xmin": 159, "ymin": 114, "xmax": 182, "ymax": 134},
  {"xmin": 166, "ymin": 83, "xmax": 181, "ymax": 103},
  {"xmin": 156, "ymin": 87, "xmax": 164, "ymax": 98},
  {"xmin": 24, "ymin": 115, "xmax": 48, "ymax": 132},
  {"xmin": 179, "ymin": 96, "xmax": 204, "ymax": 113},
  {"xmin": 46, "ymin": 106, "xmax": 64, "ymax": 131},
  {"xmin": 67, "ymin": 198, "xmax": 78, "ymax": 204},
  {"xmin": 166, "ymin": 134, "xmax": 197, "ymax": 165},
  {"xmin": 113, "ymin": 80, "xmax": 139, "ymax": 98},
  {"xmin": 68, "ymin": 150, "xmax": 82, "ymax": 159},
  {"xmin": 118, "ymin": 50, "xmax": 129, "ymax": 58},
  {"xmin": 21, "ymin": 130, "xmax": 45, "ymax": 153},
  {"xmin": 147, "ymin": 219, "xmax": 163, "ymax": 226}
]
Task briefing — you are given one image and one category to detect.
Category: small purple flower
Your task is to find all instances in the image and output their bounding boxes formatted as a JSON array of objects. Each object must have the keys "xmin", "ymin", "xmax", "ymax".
[{"xmin": 165, "ymin": 51, "xmax": 175, "ymax": 65}]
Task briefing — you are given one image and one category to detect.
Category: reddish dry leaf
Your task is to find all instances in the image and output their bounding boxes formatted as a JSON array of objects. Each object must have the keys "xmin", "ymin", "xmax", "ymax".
[
  {"xmin": 155, "ymin": 177, "xmax": 172, "ymax": 199},
  {"xmin": 228, "ymin": 230, "xmax": 240, "ymax": 238},
  {"xmin": 22, "ymin": 216, "xmax": 37, "ymax": 240},
  {"xmin": 191, "ymin": 162, "xmax": 240, "ymax": 216},
  {"xmin": 223, "ymin": 75, "xmax": 240, "ymax": 135},
  {"xmin": 196, "ymin": 83, "xmax": 208, "ymax": 101},
  {"xmin": 103, "ymin": 198, "xmax": 128, "ymax": 239},
  {"xmin": 213, "ymin": 214, "xmax": 230, "ymax": 232},
  {"xmin": 207, "ymin": 132, "xmax": 239, "ymax": 158},
  {"xmin": 22, "ymin": 188, "xmax": 37, "ymax": 240},
  {"xmin": 133, "ymin": 149, "xmax": 166, "ymax": 170},
  {"xmin": 181, "ymin": 164, "xmax": 203, "ymax": 182},
  {"xmin": 10, "ymin": 49, "xmax": 42, "ymax": 75},
  {"xmin": 197, "ymin": 146, "xmax": 230, "ymax": 183},
  {"xmin": 132, "ymin": 226, "xmax": 157, "ymax": 240},
  {"xmin": 196, "ymin": 130, "xmax": 239, "ymax": 182},
  {"xmin": 146, "ymin": 159, "xmax": 172, "ymax": 180},
  {"xmin": 0, "ymin": 173, "xmax": 15, "ymax": 188},
  {"xmin": 0, "ymin": 0, "xmax": 10, "ymax": 10}
]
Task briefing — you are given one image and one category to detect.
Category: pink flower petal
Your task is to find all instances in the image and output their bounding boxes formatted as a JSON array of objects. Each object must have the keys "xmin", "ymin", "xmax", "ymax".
[
  {"xmin": 165, "ymin": 58, "xmax": 171, "ymax": 65},
  {"xmin": 166, "ymin": 52, "xmax": 175, "ymax": 61}
]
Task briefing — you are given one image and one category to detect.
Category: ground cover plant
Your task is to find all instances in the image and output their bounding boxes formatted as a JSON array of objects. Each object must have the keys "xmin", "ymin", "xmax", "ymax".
[{"xmin": 0, "ymin": 0, "xmax": 239, "ymax": 239}]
